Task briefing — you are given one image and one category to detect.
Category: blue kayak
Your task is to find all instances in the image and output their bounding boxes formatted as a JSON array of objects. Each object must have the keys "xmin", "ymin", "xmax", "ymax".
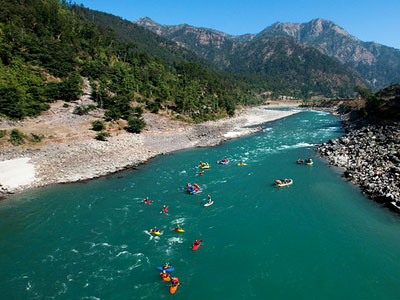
[{"xmin": 157, "ymin": 266, "xmax": 175, "ymax": 272}]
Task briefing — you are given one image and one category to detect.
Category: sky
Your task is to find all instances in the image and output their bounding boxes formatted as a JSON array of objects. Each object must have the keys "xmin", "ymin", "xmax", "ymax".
[{"xmin": 77, "ymin": 0, "xmax": 400, "ymax": 49}]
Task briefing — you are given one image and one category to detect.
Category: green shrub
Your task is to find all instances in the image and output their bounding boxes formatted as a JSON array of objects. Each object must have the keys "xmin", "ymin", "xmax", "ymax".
[
  {"xmin": 104, "ymin": 108, "xmax": 121, "ymax": 121},
  {"xmin": 0, "ymin": 130, "xmax": 6, "ymax": 138},
  {"xmin": 9, "ymin": 129, "xmax": 26, "ymax": 145},
  {"xmin": 30, "ymin": 133, "xmax": 44, "ymax": 142},
  {"xmin": 91, "ymin": 120, "xmax": 105, "ymax": 131},
  {"xmin": 95, "ymin": 131, "xmax": 111, "ymax": 141},
  {"xmin": 126, "ymin": 116, "xmax": 146, "ymax": 133},
  {"xmin": 73, "ymin": 105, "xmax": 96, "ymax": 115},
  {"xmin": 146, "ymin": 101, "xmax": 159, "ymax": 114},
  {"xmin": 63, "ymin": 103, "xmax": 70, "ymax": 108}
]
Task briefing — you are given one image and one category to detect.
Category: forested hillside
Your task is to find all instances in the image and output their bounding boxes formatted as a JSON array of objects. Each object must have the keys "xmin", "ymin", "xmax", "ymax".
[
  {"xmin": 136, "ymin": 17, "xmax": 366, "ymax": 98},
  {"xmin": 0, "ymin": 0, "xmax": 260, "ymax": 123}
]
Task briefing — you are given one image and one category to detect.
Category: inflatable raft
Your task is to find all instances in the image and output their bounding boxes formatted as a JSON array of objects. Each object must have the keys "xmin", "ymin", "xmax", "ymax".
[{"xmin": 274, "ymin": 179, "xmax": 293, "ymax": 187}]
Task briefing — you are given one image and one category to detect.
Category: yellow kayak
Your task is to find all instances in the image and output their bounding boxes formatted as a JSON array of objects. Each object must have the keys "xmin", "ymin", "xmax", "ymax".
[
  {"xmin": 237, "ymin": 163, "xmax": 247, "ymax": 166},
  {"xmin": 150, "ymin": 229, "xmax": 161, "ymax": 235},
  {"xmin": 306, "ymin": 162, "xmax": 314, "ymax": 166},
  {"xmin": 173, "ymin": 228, "xmax": 185, "ymax": 233}
]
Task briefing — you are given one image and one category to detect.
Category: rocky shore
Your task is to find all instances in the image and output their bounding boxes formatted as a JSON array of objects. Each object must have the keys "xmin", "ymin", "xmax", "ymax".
[
  {"xmin": 0, "ymin": 105, "xmax": 298, "ymax": 197},
  {"xmin": 317, "ymin": 122, "xmax": 400, "ymax": 211}
]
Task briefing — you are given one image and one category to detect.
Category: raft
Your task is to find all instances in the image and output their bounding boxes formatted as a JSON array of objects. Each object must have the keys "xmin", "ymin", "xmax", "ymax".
[
  {"xmin": 190, "ymin": 189, "xmax": 203, "ymax": 195},
  {"xmin": 217, "ymin": 159, "xmax": 229, "ymax": 165},
  {"xmin": 198, "ymin": 163, "xmax": 210, "ymax": 169},
  {"xmin": 274, "ymin": 179, "xmax": 293, "ymax": 187}
]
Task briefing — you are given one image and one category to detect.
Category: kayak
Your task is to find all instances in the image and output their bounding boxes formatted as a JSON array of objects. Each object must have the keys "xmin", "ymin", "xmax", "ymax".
[
  {"xmin": 160, "ymin": 272, "xmax": 170, "ymax": 281},
  {"xmin": 156, "ymin": 266, "xmax": 175, "ymax": 272},
  {"xmin": 306, "ymin": 161, "xmax": 314, "ymax": 166},
  {"xmin": 173, "ymin": 228, "xmax": 185, "ymax": 233},
  {"xmin": 150, "ymin": 229, "xmax": 161, "ymax": 235},
  {"xmin": 237, "ymin": 163, "xmax": 247, "ymax": 166},
  {"xmin": 170, "ymin": 284, "xmax": 178, "ymax": 294},
  {"xmin": 297, "ymin": 159, "xmax": 304, "ymax": 164},
  {"xmin": 274, "ymin": 179, "xmax": 293, "ymax": 187},
  {"xmin": 192, "ymin": 240, "xmax": 202, "ymax": 250},
  {"xmin": 198, "ymin": 164, "xmax": 210, "ymax": 169},
  {"xmin": 170, "ymin": 277, "xmax": 179, "ymax": 294},
  {"xmin": 162, "ymin": 208, "xmax": 168, "ymax": 213},
  {"xmin": 204, "ymin": 201, "xmax": 214, "ymax": 207}
]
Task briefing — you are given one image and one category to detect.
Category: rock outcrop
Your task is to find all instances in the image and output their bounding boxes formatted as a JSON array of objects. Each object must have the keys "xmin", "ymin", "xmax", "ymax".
[{"xmin": 317, "ymin": 122, "xmax": 400, "ymax": 210}]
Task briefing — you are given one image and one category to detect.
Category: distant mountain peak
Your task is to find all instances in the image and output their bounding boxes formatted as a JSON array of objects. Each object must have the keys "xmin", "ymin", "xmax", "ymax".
[{"xmin": 136, "ymin": 17, "xmax": 159, "ymax": 26}]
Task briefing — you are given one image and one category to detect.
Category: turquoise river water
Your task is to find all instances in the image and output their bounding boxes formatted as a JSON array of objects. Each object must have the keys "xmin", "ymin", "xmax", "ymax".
[{"xmin": 1, "ymin": 109, "xmax": 400, "ymax": 300}]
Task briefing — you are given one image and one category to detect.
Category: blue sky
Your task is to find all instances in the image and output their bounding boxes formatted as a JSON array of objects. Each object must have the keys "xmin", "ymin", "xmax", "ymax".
[{"xmin": 77, "ymin": 0, "xmax": 400, "ymax": 49}]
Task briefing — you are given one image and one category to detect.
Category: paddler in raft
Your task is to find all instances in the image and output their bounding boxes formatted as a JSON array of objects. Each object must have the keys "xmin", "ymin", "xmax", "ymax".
[{"xmin": 193, "ymin": 183, "xmax": 201, "ymax": 191}]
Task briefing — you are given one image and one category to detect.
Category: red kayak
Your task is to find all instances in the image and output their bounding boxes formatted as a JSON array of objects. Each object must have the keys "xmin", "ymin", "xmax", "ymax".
[{"xmin": 192, "ymin": 240, "xmax": 202, "ymax": 251}]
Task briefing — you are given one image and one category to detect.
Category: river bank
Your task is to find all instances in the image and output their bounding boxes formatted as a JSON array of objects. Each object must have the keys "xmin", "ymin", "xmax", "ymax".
[
  {"xmin": 0, "ymin": 105, "xmax": 298, "ymax": 196},
  {"xmin": 317, "ymin": 121, "xmax": 400, "ymax": 211}
]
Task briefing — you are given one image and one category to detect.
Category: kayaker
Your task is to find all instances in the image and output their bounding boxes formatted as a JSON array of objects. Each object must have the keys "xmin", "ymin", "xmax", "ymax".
[
  {"xmin": 160, "ymin": 270, "xmax": 169, "ymax": 279},
  {"xmin": 171, "ymin": 277, "xmax": 179, "ymax": 285},
  {"xmin": 176, "ymin": 224, "xmax": 180, "ymax": 229},
  {"xmin": 144, "ymin": 197, "xmax": 150, "ymax": 204},
  {"xmin": 153, "ymin": 226, "xmax": 158, "ymax": 232},
  {"xmin": 163, "ymin": 262, "xmax": 170, "ymax": 269},
  {"xmin": 162, "ymin": 205, "xmax": 168, "ymax": 212},
  {"xmin": 194, "ymin": 240, "xmax": 201, "ymax": 245}
]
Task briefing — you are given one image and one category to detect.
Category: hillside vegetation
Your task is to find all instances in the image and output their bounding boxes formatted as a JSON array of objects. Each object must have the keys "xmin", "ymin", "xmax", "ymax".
[
  {"xmin": 136, "ymin": 17, "xmax": 365, "ymax": 98},
  {"xmin": 0, "ymin": 0, "xmax": 260, "ymax": 123}
]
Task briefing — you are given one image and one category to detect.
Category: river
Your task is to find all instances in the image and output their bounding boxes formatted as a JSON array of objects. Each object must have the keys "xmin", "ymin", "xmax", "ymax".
[{"xmin": 1, "ymin": 109, "xmax": 400, "ymax": 299}]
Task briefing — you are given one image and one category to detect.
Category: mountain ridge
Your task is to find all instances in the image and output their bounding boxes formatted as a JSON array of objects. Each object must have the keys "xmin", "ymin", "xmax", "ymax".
[
  {"xmin": 135, "ymin": 17, "xmax": 365, "ymax": 97},
  {"xmin": 136, "ymin": 17, "xmax": 400, "ymax": 90}
]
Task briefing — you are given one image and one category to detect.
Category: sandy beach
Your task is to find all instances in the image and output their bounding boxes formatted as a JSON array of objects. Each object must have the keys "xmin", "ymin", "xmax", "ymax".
[{"xmin": 0, "ymin": 104, "xmax": 299, "ymax": 195}]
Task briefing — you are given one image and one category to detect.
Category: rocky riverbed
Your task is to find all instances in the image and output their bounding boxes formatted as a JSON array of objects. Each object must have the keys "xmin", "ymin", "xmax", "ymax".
[
  {"xmin": 0, "ymin": 105, "xmax": 298, "ymax": 197},
  {"xmin": 317, "ymin": 122, "xmax": 400, "ymax": 211}
]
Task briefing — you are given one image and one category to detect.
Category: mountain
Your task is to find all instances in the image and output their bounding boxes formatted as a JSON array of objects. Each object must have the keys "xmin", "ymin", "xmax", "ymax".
[
  {"xmin": 259, "ymin": 19, "xmax": 400, "ymax": 90},
  {"xmin": 136, "ymin": 17, "xmax": 364, "ymax": 98}
]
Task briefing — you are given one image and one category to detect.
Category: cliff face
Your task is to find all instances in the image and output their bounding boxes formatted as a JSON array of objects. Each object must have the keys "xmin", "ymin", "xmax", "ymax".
[{"xmin": 259, "ymin": 19, "xmax": 400, "ymax": 89}]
